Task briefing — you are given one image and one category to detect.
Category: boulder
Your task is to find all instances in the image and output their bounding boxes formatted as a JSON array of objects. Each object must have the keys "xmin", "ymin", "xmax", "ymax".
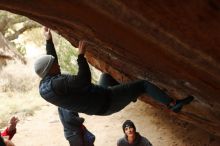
[{"xmin": 0, "ymin": 0, "xmax": 220, "ymax": 136}]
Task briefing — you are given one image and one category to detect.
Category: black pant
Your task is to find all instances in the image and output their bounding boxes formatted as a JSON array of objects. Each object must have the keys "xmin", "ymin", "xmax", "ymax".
[{"xmin": 98, "ymin": 73, "xmax": 173, "ymax": 115}]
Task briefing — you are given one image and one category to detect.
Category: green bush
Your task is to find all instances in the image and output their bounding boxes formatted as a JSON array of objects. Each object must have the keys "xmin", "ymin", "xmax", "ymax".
[{"xmin": 55, "ymin": 36, "xmax": 78, "ymax": 74}]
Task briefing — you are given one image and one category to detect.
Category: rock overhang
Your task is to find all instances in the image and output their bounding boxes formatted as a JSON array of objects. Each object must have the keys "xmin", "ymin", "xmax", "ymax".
[{"xmin": 0, "ymin": 0, "xmax": 220, "ymax": 136}]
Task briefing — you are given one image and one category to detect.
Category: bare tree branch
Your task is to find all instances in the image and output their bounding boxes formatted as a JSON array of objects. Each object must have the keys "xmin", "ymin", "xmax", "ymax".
[{"xmin": 6, "ymin": 21, "xmax": 41, "ymax": 41}]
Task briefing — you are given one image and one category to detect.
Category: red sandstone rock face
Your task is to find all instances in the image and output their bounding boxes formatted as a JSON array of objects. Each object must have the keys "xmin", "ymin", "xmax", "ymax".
[{"xmin": 0, "ymin": 0, "xmax": 220, "ymax": 136}]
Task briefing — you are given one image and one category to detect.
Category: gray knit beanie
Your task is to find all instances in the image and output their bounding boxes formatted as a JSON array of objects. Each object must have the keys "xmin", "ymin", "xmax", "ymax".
[{"xmin": 34, "ymin": 55, "xmax": 55, "ymax": 78}]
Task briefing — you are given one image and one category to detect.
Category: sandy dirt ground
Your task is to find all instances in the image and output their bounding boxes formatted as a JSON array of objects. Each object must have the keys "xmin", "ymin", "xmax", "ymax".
[{"xmin": 13, "ymin": 100, "xmax": 220, "ymax": 146}]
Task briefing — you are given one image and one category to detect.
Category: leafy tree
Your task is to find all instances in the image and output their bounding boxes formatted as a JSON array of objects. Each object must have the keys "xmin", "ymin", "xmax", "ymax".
[{"xmin": 55, "ymin": 35, "xmax": 78, "ymax": 74}]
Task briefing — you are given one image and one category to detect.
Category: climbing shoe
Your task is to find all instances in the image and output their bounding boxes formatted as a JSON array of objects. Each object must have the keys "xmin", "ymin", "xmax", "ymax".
[{"xmin": 169, "ymin": 95, "xmax": 194, "ymax": 113}]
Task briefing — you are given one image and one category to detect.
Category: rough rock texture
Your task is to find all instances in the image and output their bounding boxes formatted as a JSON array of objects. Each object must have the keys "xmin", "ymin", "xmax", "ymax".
[{"xmin": 0, "ymin": 0, "xmax": 220, "ymax": 136}]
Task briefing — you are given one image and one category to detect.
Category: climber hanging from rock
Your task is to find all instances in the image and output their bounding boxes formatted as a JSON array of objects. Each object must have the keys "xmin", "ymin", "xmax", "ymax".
[{"xmin": 34, "ymin": 27, "xmax": 194, "ymax": 116}]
